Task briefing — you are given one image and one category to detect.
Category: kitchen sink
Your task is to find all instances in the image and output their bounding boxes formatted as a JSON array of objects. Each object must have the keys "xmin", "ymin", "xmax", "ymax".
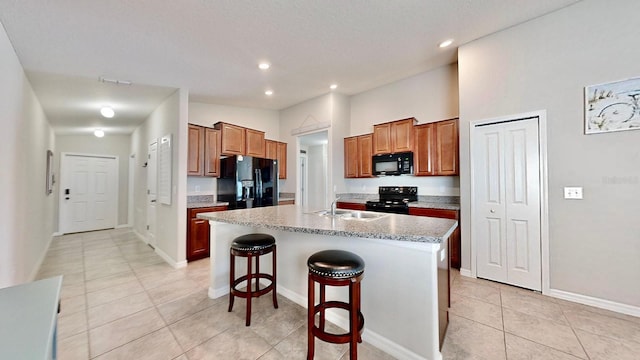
[{"xmin": 314, "ymin": 209, "xmax": 388, "ymax": 221}]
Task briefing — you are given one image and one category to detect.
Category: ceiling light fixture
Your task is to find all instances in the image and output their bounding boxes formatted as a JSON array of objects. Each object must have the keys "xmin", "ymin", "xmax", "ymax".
[
  {"xmin": 258, "ymin": 63, "xmax": 270, "ymax": 70},
  {"xmin": 94, "ymin": 129, "xmax": 105, "ymax": 138},
  {"xmin": 330, "ymin": 84, "xmax": 338, "ymax": 90},
  {"xmin": 100, "ymin": 106, "xmax": 115, "ymax": 118},
  {"xmin": 439, "ymin": 39, "xmax": 454, "ymax": 48},
  {"xmin": 265, "ymin": 90, "xmax": 273, "ymax": 96}
]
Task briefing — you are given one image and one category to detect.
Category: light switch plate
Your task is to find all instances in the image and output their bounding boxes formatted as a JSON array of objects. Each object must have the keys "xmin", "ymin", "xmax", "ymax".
[{"xmin": 564, "ymin": 187, "xmax": 583, "ymax": 199}]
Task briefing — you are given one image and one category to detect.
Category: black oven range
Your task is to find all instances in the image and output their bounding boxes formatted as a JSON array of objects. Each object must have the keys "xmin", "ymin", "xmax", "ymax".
[{"xmin": 365, "ymin": 186, "xmax": 417, "ymax": 214}]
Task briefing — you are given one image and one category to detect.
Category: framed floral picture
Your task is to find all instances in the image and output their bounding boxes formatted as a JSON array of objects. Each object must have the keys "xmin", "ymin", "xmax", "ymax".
[{"xmin": 585, "ymin": 76, "xmax": 640, "ymax": 134}]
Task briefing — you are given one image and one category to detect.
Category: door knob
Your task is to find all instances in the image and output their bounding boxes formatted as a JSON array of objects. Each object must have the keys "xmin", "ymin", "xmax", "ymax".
[{"xmin": 490, "ymin": 209, "xmax": 495, "ymax": 213}]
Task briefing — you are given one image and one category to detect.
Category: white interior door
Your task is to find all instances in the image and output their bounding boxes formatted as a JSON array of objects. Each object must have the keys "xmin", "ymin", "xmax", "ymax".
[
  {"xmin": 473, "ymin": 117, "xmax": 542, "ymax": 291},
  {"xmin": 147, "ymin": 142, "xmax": 158, "ymax": 248},
  {"xmin": 59, "ymin": 154, "xmax": 117, "ymax": 234}
]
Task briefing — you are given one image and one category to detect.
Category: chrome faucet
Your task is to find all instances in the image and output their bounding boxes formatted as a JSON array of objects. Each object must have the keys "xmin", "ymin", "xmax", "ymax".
[{"xmin": 330, "ymin": 196, "xmax": 341, "ymax": 216}]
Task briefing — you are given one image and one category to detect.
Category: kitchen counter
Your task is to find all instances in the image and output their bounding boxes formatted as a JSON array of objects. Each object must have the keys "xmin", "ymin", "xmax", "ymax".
[
  {"xmin": 0, "ymin": 276, "xmax": 62, "ymax": 360},
  {"xmin": 198, "ymin": 204, "xmax": 456, "ymax": 243},
  {"xmin": 337, "ymin": 195, "xmax": 460, "ymax": 211},
  {"xmin": 186, "ymin": 201, "xmax": 229, "ymax": 209},
  {"xmin": 199, "ymin": 205, "xmax": 456, "ymax": 360}
]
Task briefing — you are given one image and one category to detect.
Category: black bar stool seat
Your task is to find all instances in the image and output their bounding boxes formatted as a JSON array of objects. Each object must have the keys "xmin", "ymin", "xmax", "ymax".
[
  {"xmin": 229, "ymin": 233, "xmax": 278, "ymax": 326},
  {"xmin": 307, "ymin": 250, "xmax": 365, "ymax": 360}
]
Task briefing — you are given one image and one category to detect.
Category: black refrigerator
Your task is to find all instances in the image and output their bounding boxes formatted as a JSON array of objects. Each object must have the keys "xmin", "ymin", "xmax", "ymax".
[{"xmin": 217, "ymin": 155, "xmax": 279, "ymax": 210}]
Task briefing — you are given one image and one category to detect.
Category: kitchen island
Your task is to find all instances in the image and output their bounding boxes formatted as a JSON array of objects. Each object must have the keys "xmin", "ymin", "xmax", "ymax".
[{"xmin": 198, "ymin": 205, "xmax": 457, "ymax": 360}]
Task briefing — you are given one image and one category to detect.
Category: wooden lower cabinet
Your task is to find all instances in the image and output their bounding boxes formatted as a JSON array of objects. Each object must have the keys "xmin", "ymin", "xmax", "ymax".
[
  {"xmin": 278, "ymin": 199, "xmax": 295, "ymax": 205},
  {"xmin": 408, "ymin": 207, "xmax": 461, "ymax": 269},
  {"xmin": 336, "ymin": 202, "xmax": 366, "ymax": 211},
  {"xmin": 187, "ymin": 206, "xmax": 227, "ymax": 261}
]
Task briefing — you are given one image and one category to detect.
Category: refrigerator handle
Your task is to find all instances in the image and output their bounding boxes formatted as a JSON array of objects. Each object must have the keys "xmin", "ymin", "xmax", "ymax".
[{"xmin": 254, "ymin": 169, "xmax": 263, "ymax": 197}]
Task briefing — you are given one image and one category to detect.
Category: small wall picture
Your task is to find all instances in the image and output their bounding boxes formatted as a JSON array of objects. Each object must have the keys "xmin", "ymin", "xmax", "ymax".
[
  {"xmin": 46, "ymin": 150, "xmax": 54, "ymax": 195},
  {"xmin": 585, "ymin": 76, "xmax": 640, "ymax": 134}
]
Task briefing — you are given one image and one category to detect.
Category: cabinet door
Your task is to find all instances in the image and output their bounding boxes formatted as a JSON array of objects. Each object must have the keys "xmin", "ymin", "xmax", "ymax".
[
  {"xmin": 358, "ymin": 134, "xmax": 373, "ymax": 177},
  {"xmin": 344, "ymin": 137, "xmax": 358, "ymax": 178},
  {"xmin": 204, "ymin": 128, "xmax": 220, "ymax": 177},
  {"xmin": 187, "ymin": 124, "xmax": 204, "ymax": 176},
  {"xmin": 336, "ymin": 202, "xmax": 366, "ymax": 211},
  {"xmin": 435, "ymin": 119, "xmax": 458, "ymax": 175},
  {"xmin": 188, "ymin": 217, "xmax": 210, "ymax": 261},
  {"xmin": 265, "ymin": 140, "xmax": 277, "ymax": 160},
  {"xmin": 414, "ymin": 123, "xmax": 435, "ymax": 176},
  {"xmin": 372, "ymin": 123, "xmax": 391, "ymax": 155},
  {"xmin": 391, "ymin": 118, "xmax": 415, "ymax": 153},
  {"xmin": 215, "ymin": 122, "xmax": 245, "ymax": 155},
  {"xmin": 408, "ymin": 207, "xmax": 461, "ymax": 269},
  {"xmin": 276, "ymin": 142, "xmax": 287, "ymax": 179},
  {"xmin": 246, "ymin": 129, "xmax": 266, "ymax": 158}
]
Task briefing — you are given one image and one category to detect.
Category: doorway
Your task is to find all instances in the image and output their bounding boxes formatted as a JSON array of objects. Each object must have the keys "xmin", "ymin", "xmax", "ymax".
[
  {"xmin": 147, "ymin": 141, "xmax": 158, "ymax": 248},
  {"xmin": 298, "ymin": 131, "xmax": 328, "ymax": 210},
  {"xmin": 59, "ymin": 153, "xmax": 118, "ymax": 234},
  {"xmin": 470, "ymin": 112, "xmax": 547, "ymax": 291}
]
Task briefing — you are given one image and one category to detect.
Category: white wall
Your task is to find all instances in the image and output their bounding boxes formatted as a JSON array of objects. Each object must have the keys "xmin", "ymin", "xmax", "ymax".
[
  {"xmin": 131, "ymin": 89, "xmax": 188, "ymax": 266},
  {"xmin": 55, "ymin": 134, "xmax": 131, "ymax": 227},
  {"xmin": 0, "ymin": 23, "xmax": 56, "ymax": 287},
  {"xmin": 347, "ymin": 65, "xmax": 460, "ymax": 196},
  {"xmin": 279, "ymin": 93, "xmax": 351, "ymax": 198},
  {"xmin": 458, "ymin": 0, "xmax": 640, "ymax": 307}
]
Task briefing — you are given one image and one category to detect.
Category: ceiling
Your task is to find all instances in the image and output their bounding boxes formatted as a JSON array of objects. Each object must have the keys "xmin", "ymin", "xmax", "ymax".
[{"xmin": 0, "ymin": 0, "xmax": 581, "ymax": 135}]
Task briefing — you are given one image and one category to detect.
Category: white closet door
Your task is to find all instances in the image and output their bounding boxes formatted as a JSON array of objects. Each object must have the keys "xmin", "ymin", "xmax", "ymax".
[{"xmin": 474, "ymin": 117, "xmax": 541, "ymax": 291}]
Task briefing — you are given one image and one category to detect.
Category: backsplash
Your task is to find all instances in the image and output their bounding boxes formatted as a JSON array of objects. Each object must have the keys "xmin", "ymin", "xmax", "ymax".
[{"xmin": 187, "ymin": 194, "xmax": 214, "ymax": 204}]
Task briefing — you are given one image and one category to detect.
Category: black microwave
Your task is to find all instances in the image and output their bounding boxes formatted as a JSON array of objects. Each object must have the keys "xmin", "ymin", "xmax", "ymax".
[{"xmin": 372, "ymin": 152, "xmax": 413, "ymax": 176}]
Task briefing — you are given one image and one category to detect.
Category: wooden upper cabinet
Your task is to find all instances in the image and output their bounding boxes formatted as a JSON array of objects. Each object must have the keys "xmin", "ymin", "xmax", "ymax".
[
  {"xmin": 414, "ymin": 118, "xmax": 459, "ymax": 176},
  {"xmin": 435, "ymin": 119, "xmax": 458, "ymax": 175},
  {"xmin": 245, "ymin": 128, "xmax": 265, "ymax": 158},
  {"xmin": 358, "ymin": 134, "xmax": 373, "ymax": 177},
  {"xmin": 372, "ymin": 123, "xmax": 391, "ymax": 155},
  {"xmin": 265, "ymin": 139, "xmax": 277, "ymax": 160},
  {"xmin": 214, "ymin": 122, "xmax": 245, "ymax": 155},
  {"xmin": 344, "ymin": 136, "xmax": 358, "ymax": 178},
  {"xmin": 414, "ymin": 123, "xmax": 435, "ymax": 176},
  {"xmin": 372, "ymin": 118, "xmax": 416, "ymax": 155},
  {"xmin": 344, "ymin": 134, "xmax": 373, "ymax": 178},
  {"xmin": 204, "ymin": 128, "xmax": 220, "ymax": 177},
  {"xmin": 188, "ymin": 124, "xmax": 205, "ymax": 176},
  {"xmin": 276, "ymin": 141, "xmax": 287, "ymax": 179}
]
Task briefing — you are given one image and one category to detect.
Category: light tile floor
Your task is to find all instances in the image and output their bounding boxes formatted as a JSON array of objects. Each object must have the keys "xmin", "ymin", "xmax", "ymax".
[{"xmin": 39, "ymin": 228, "xmax": 640, "ymax": 360}]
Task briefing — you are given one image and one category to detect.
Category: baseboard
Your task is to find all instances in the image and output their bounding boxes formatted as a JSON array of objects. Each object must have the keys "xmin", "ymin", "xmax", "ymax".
[
  {"xmin": 132, "ymin": 229, "xmax": 147, "ymax": 243},
  {"xmin": 208, "ymin": 286, "xmax": 229, "ymax": 299},
  {"xmin": 29, "ymin": 235, "xmax": 56, "ymax": 282},
  {"xmin": 115, "ymin": 224, "xmax": 131, "ymax": 229},
  {"xmin": 52, "ymin": 232, "xmax": 63, "ymax": 237},
  {"xmin": 547, "ymin": 288, "xmax": 640, "ymax": 318},
  {"xmin": 459, "ymin": 268, "xmax": 473, "ymax": 278},
  {"xmin": 154, "ymin": 247, "xmax": 187, "ymax": 269}
]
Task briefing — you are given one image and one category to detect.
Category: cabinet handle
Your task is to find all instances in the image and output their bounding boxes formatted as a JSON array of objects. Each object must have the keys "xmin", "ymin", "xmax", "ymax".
[{"xmin": 195, "ymin": 220, "xmax": 206, "ymax": 224}]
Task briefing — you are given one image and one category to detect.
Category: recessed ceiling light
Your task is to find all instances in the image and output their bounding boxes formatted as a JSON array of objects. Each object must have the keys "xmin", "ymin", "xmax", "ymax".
[
  {"xmin": 94, "ymin": 129, "xmax": 105, "ymax": 138},
  {"xmin": 330, "ymin": 84, "xmax": 338, "ymax": 90},
  {"xmin": 265, "ymin": 90, "xmax": 273, "ymax": 96},
  {"xmin": 439, "ymin": 39, "xmax": 454, "ymax": 48},
  {"xmin": 100, "ymin": 106, "xmax": 115, "ymax": 118},
  {"xmin": 258, "ymin": 63, "xmax": 270, "ymax": 70}
]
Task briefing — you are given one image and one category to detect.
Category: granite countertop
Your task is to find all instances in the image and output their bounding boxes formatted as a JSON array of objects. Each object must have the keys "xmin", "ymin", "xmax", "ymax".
[
  {"xmin": 197, "ymin": 205, "xmax": 457, "ymax": 243},
  {"xmin": 187, "ymin": 201, "xmax": 229, "ymax": 209}
]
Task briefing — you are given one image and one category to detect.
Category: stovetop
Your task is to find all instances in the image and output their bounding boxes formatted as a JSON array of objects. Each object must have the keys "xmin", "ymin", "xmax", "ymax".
[{"xmin": 365, "ymin": 186, "xmax": 418, "ymax": 214}]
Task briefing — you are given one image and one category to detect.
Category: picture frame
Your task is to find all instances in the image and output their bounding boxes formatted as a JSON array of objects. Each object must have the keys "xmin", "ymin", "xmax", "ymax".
[
  {"xmin": 585, "ymin": 76, "xmax": 640, "ymax": 134},
  {"xmin": 46, "ymin": 150, "xmax": 54, "ymax": 195}
]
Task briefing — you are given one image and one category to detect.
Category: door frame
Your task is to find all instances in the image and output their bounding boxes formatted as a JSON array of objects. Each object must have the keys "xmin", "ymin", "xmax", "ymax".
[
  {"xmin": 58, "ymin": 152, "xmax": 119, "ymax": 234},
  {"xmin": 469, "ymin": 110, "xmax": 550, "ymax": 294}
]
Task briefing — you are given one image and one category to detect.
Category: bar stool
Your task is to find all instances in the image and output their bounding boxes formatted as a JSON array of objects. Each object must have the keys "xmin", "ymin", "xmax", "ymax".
[
  {"xmin": 307, "ymin": 250, "xmax": 365, "ymax": 360},
  {"xmin": 229, "ymin": 233, "xmax": 278, "ymax": 326}
]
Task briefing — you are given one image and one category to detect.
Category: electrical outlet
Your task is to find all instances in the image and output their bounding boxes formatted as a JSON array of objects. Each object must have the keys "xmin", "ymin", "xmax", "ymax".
[{"xmin": 564, "ymin": 187, "xmax": 583, "ymax": 199}]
